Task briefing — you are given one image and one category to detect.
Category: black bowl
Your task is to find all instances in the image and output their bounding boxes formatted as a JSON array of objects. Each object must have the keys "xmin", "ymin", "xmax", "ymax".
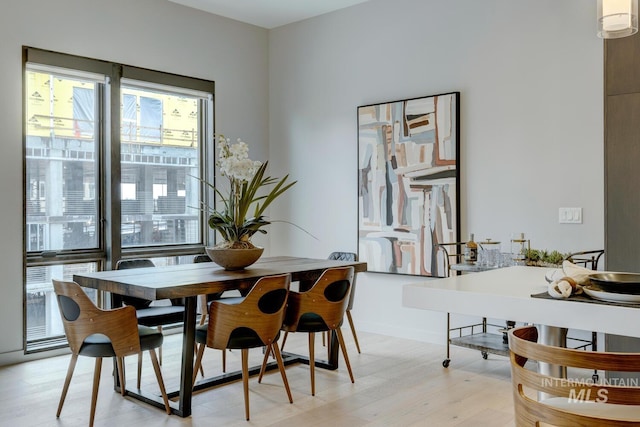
[{"xmin": 588, "ymin": 272, "xmax": 640, "ymax": 294}]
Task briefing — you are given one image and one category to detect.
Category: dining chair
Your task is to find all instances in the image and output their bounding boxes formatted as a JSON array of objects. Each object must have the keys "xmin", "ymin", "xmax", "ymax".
[
  {"xmin": 193, "ymin": 253, "xmax": 235, "ymax": 373},
  {"xmin": 194, "ymin": 254, "xmax": 224, "ymax": 309},
  {"xmin": 508, "ymin": 325, "xmax": 640, "ymax": 426},
  {"xmin": 327, "ymin": 251, "xmax": 361, "ymax": 353},
  {"xmin": 262, "ymin": 266, "xmax": 355, "ymax": 396},
  {"xmin": 52, "ymin": 279, "xmax": 171, "ymax": 427},
  {"xmin": 115, "ymin": 258, "xmax": 186, "ymax": 386},
  {"xmin": 192, "ymin": 273, "xmax": 293, "ymax": 420}
]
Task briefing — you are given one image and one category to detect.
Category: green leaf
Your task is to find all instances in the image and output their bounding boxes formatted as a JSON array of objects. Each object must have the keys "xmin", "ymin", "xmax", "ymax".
[{"xmin": 196, "ymin": 160, "xmax": 299, "ymax": 245}]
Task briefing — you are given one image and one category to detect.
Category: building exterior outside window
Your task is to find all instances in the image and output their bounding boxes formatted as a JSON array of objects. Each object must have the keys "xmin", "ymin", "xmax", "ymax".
[{"xmin": 23, "ymin": 50, "xmax": 214, "ymax": 351}]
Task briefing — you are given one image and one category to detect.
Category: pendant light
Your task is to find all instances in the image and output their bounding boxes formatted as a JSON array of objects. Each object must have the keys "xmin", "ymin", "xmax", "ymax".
[{"xmin": 598, "ymin": 0, "xmax": 638, "ymax": 39}]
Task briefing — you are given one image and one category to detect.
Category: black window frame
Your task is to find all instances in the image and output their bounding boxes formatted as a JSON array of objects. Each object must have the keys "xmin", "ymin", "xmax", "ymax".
[{"xmin": 22, "ymin": 46, "xmax": 216, "ymax": 352}]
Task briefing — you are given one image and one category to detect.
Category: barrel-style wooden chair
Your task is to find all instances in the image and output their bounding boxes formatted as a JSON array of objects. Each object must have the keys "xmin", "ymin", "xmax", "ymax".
[
  {"xmin": 508, "ymin": 325, "xmax": 640, "ymax": 426},
  {"xmin": 262, "ymin": 266, "xmax": 355, "ymax": 396},
  {"xmin": 192, "ymin": 273, "xmax": 293, "ymax": 420},
  {"xmin": 115, "ymin": 258, "xmax": 186, "ymax": 386},
  {"xmin": 53, "ymin": 279, "xmax": 170, "ymax": 427},
  {"xmin": 193, "ymin": 253, "xmax": 236, "ymax": 373},
  {"xmin": 327, "ymin": 251, "xmax": 361, "ymax": 353}
]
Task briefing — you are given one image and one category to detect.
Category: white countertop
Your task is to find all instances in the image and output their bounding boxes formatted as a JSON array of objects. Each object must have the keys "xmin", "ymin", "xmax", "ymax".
[{"xmin": 403, "ymin": 266, "xmax": 640, "ymax": 339}]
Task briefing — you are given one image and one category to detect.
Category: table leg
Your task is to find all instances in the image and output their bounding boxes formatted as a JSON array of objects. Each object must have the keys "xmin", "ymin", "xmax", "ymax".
[
  {"xmin": 538, "ymin": 325, "xmax": 567, "ymax": 400},
  {"xmin": 110, "ymin": 295, "xmax": 197, "ymax": 416},
  {"xmin": 177, "ymin": 296, "xmax": 197, "ymax": 417},
  {"xmin": 328, "ymin": 330, "xmax": 339, "ymax": 367}
]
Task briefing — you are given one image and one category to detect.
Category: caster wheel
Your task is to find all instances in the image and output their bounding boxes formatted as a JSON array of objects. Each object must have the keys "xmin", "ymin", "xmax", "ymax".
[
  {"xmin": 482, "ymin": 351, "xmax": 488, "ymax": 360},
  {"xmin": 442, "ymin": 359, "xmax": 450, "ymax": 368}
]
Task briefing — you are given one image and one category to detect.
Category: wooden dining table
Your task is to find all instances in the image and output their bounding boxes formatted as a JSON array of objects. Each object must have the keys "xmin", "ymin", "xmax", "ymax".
[{"xmin": 73, "ymin": 256, "xmax": 367, "ymax": 417}]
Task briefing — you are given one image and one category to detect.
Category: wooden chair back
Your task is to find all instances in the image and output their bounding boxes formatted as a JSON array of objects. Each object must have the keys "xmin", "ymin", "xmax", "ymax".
[
  {"xmin": 115, "ymin": 258, "xmax": 156, "ymax": 308},
  {"xmin": 206, "ymin": 273, "xmax": 290, "ymax": 350},
  {"xmin": 327, "ymin": 252, "xmax": 357, "ymax": 310},
  {"xmin": 116, "ymin": 258, "xmax": 185, "ymax": 307},
  {"xmin": 283, "ymin": 266, "xmax": 354, "ymax": 332},
  {"xmin": 508, "ymin": 325, "xmax": 640, "ymax": 426},
  {"xmin": 193, "ymin": 254, "xmax": 211, "ymax": 263},
  {"xmin": 52, "ymin": 279, "xmax": 141, "ymax": 357}
]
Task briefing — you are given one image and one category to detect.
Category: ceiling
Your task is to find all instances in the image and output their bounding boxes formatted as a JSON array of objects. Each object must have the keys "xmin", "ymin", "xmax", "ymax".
[{"xmin": 167, "ymin": 0, "xmax": 371, "ymax": 29}]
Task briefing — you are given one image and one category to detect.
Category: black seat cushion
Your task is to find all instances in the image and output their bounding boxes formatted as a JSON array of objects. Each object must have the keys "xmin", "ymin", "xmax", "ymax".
[
  {"xmin": 295, "ymin": 312, "xmax": 346, "ymax": 333},
  {"xmin": 195, "ymin": 324, "xmax": 208, "ymax": 345},
  {"xmin": 195, "ymin": 325, "xmax": 281, "ymax": 350},
  {"xmin": 78, "ymin": 326, "xmax": 163, "ymax": 357},
  {"xmin": 136, "ymin": 305, "xmax": 185, "ymax": 327},
  {"xmin": 226, "ymin": 327, "xmax": 266, "ymax": 349},
  {"xmin": 121, "ymin": 296, "xmax": 153, "ymax": 309},
  {"xmin": 295, "ymin": 313, "xmax": 329, "ymax": 333}
]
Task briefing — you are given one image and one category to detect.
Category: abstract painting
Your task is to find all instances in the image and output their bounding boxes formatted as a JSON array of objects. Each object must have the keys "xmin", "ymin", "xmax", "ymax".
[{"xmin": 358, "ymin": 92, "xmax": 460, "ymax": 277}]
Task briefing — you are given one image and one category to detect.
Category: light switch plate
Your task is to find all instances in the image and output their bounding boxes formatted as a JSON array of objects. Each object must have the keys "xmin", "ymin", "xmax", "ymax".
[{"xmin": 559, "ymin": 207, "xmax": 582, "ymax": 224}]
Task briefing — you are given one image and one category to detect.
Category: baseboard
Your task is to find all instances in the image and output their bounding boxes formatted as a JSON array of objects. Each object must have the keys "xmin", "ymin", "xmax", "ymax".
[{"xmin": 0, "ymin": 346, "xmax": 70, "ymax": 367}]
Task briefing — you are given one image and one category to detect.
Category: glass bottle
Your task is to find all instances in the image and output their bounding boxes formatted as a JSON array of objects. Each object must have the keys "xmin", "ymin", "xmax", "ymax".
[{"xmin": 464, "ymin": 233, "xmax": 478, "ymax": 264}]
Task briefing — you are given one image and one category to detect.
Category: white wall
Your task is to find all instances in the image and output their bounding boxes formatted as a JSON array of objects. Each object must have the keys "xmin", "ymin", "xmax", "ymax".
[
  {"xmin": 0, "ymin": 0, "xmax": 269, "ymax": 364},
  {"xmin": 0, "ymin": 0, "xmax": 605, "ymax": 363},
  {"xmin": 268, "ymin": 0, "xmax": 604, "ymax": 343}
]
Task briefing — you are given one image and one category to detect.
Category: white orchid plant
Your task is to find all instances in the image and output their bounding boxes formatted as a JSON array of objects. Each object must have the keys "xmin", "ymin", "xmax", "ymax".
[{"xmin": 205, "ymin": 135, "xmax": 296, "ymax": 249}]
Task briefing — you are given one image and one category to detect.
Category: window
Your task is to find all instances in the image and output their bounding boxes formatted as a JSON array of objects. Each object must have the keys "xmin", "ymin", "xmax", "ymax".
[
  {"xmin": 25, "ymin": 68, "xmax": 101, "ymax": 253},
  {"xmin": 120, "ymin": 82, "xmax": 202, "ymax": 247},
  {"xmin": 23, "ymin": 47, "xmax": 214, "ymax": 352}
]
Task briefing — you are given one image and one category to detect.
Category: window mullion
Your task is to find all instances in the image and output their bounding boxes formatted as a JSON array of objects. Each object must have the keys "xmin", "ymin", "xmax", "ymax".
[{"xmin": 105, "ymin": 66, "xmax": 122, "ymax": 270}]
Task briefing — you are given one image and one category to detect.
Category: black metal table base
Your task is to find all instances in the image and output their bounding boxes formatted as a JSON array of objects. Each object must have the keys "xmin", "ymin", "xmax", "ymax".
[
  {"xmin": 114, "ymin": 297, "xmax": 342, "ymax": 417},
  {"xmin": 117, "ymin": 349, "xmax": 339, "ymax": 416}
]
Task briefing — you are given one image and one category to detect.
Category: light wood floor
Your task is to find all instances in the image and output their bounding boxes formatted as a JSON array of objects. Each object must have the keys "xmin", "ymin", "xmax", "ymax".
[{"xmin": 0, "ymin": 330, "xmax": 516, "ymax": 426}]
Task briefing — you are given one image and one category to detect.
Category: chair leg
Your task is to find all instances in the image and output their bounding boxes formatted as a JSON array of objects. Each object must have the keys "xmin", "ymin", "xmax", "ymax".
[
  {"xmin": 336, "ymin": 328, "xmax": 355, "ymax": 383},
  {"xmin": 222, "ymin": 349, "xmax": 226, "ymax": 373},
  {"xmin": 258, "ymin": 344, "xmax": 271, "ymax": 383},
  {"xmin": 158, "ymin": 326, "xmax": 163, "ymax": 365},
  {"xmin": 192, "ymin": 342, "xmax": 206, "ymax": 387},
  {"xmin": 137, "ymin": 353, "xmax": 142, "ymax": 389},
  {"xmin": 194, "ymin": 345, "xmax": 204, "ymax": 377},
  {"xmin": 309, "ymin": 332, "xmax": 316, "ymax": 396},
  {"xmin": 241, "ymin": 348, "xmax": 250, "ymax": 421},
  {"xmin": 89, "ymin": 357, "xmax": 103, "ymax": 427},
  {"xmin": 56, "ymin": 353, "xmax": 78, "ymax": 418},
  {"xmin": 281, "ymin": 331, "xmax": 289, "ymax": 351},
  {"xmin": 199, "ymin": 294, "xmax": 208, "ymax": 326},
  {"xmin": 345, "ymin": 310, "xmax": 361, "ymax": 354},
  {"xmin": 116, "ymin": 356, "xmax": 126, "ymax": 396},
  {"xmin": 148, "ymin": 348, "xmax": 171, "ymax": 415},
  {"xmin": 272, "ymin": 343, "xmax": 293, "ymax": 403}
]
